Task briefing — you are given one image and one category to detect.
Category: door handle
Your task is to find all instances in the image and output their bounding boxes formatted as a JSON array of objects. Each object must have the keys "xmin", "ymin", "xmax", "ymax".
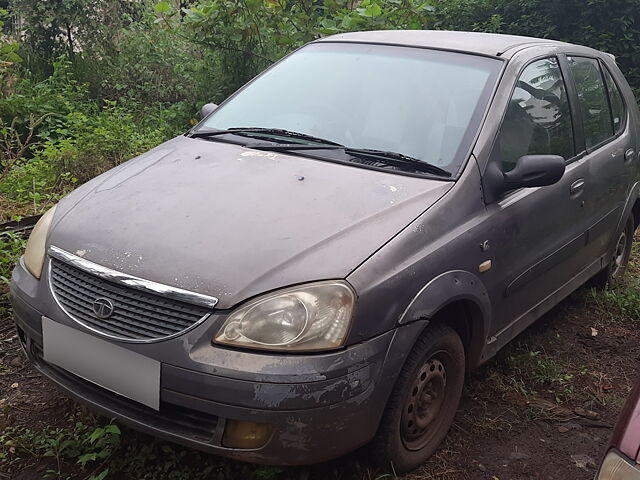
[
  {"xmin": 570, "ymin": 179, "xmax": 585, "ymax": 196},
  {"xmin": 625, "ymin": 148, "xmax": 635, "ymax": 163}
]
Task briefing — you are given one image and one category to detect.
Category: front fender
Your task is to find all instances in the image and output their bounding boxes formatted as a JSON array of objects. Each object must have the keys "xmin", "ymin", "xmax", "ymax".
[
  {"xmin": 398, "ymin": 270, "xmax": 491, "ymax": 369},
  {"xmin": 398, "ymin": 270, "xmax": 491, "ymax": 325}
]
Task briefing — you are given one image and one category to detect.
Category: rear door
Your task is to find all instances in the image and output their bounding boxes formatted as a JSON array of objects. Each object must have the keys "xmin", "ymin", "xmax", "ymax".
[{"xmin": 566, "ymin": 55, "xmax": 635, "ymax": 265}]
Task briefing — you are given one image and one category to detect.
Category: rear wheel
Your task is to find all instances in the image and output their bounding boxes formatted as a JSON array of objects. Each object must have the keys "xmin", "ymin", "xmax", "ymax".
[
  {"xmin": 370, "ymin": 324, "xmax": 465, "ymax": 473},
  {"xmin": 592, "ymin": 215, "xmax": 634, "ymax": 288}
]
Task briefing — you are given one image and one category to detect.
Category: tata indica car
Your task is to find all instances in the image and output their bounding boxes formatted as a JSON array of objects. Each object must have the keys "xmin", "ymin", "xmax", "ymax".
[
  {"xmin": 10, "ymin": 30, "xmax": 640, "ymax": 472},
  {"xmin": 598, "ymin": 380, "xmax": 640, "ymax": 479}
]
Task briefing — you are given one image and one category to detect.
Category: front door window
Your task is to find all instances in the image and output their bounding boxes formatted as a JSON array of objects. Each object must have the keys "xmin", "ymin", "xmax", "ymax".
[{"xmin": 496, "ymin": 57, "xmax": 575, "ymax": 172}]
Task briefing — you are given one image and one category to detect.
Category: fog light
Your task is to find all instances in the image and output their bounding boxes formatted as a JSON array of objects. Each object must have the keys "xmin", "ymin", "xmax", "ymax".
[{"xmin": 222, "ymin": 420, "xmax": 272, "ymax": 449}]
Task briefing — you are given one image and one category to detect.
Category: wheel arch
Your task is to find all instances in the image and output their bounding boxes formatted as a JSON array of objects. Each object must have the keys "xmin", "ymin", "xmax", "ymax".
[
  {"xmin": 632, "ymin": 195, "xmax": 640, "ymax": 231},
  {"xmin": 398, "ymin": 270, "xmax": 491, "ymax": 370},
  {"xmin": 619, "ymin": 181, "xmax": 640, "ymax": 235}
]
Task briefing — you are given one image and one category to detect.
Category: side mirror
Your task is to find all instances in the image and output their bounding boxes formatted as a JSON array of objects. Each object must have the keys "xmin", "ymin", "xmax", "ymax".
[
  {"xmin": 200, "ymin": 103, "xmax": 218, "ymax": 119},
  {"xmin": 503, "ymin": 155, "xmax": 566, "ymax": 190}
]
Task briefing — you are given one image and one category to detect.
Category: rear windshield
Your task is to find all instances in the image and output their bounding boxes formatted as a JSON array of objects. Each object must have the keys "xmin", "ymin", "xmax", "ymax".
[{"xmin": 201, "ymin": 42, "xmax": 501, "ymax": 176}]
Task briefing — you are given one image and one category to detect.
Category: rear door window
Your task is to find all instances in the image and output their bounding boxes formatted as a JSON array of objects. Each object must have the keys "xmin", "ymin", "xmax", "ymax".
[
  {"xmin": 496, "ymin": 57, "xmax": 574, "ymax": 172},
  {"xmin": 602, "ymin": 65, "xmax": 625, "ymax": 135},
  {"xmin": 568, "ymin": 56, "xmax": 614, "ymax": 149}
]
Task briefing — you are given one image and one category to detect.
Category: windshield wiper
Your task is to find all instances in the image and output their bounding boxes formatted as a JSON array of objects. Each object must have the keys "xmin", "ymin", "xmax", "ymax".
[
  {"xmin": 190, "ymin": 127, "xmax": 451, "ymax": 177},
  {"xmin": 251, "ymin": 143, "xmax": 452, "ymax": 177},
  {"xmin": 190, "ymin": 127, "xmax": 343, "ymax": 147},
  {"xmin": 342, "ymin": 147, "xmax": 452, "ymax": 177}
]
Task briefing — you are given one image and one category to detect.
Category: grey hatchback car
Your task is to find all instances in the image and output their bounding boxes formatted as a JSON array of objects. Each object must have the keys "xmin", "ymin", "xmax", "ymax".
[{"xmin": 10, "ymin": 30, "xmax": 640, "ymax": 472}]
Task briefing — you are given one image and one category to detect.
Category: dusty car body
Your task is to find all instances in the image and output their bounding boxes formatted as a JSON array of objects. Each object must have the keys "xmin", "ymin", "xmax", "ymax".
[
  {"xmin": 10, "ymin": 30, "xmax": 640, "ymax": 472},
  {"xmin": 597, "ymin": 380, "xmax": 640, "ymax": 479}
]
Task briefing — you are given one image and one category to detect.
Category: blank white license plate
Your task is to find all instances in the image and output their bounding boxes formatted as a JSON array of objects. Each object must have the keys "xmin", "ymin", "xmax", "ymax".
[{"xmin": 42, "ymin": 317, "xmax": 160, "ymax": 410}]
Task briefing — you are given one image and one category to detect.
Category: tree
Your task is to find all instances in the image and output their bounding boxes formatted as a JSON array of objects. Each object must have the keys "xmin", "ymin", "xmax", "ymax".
[{"xmin": 432, "ymin": 0, "xmax": 640, "ymax": 97}]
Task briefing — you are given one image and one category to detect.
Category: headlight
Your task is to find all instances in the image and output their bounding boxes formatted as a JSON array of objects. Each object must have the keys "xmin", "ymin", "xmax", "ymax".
[
  {"xmin": 214, "ymin": 281, "xmax": 356, "ymax": 352},
  {"xmin": 23, "ymin": 205, "xmax": 57, "ymax": 279},
  {"xmin": 597, "ymin": 450, "xmax": 640, "ymax": 480}
]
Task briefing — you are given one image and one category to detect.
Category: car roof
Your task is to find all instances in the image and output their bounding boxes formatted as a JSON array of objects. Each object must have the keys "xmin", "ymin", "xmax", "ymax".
[{"xmin": 316, "ymin": 30, "xmax": 573, "ymax": 58}]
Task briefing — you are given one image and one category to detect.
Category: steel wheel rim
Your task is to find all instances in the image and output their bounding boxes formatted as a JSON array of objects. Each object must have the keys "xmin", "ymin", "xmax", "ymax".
[
  {"xmin": 611, "ymin": 230, "xmax": 628, "ymax": 278},
  {"xmin": 401, "ymin": 355, "xmax": 447, "ymax": 451}
]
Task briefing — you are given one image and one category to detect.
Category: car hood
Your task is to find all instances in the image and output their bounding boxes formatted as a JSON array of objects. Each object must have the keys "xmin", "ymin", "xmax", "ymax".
[{"xmin": 48, "ymin": 136, "xmax": 452, "ymax": 308}]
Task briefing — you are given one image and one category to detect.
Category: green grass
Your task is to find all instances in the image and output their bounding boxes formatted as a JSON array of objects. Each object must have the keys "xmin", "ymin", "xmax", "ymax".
[
  {"xmin": 588, "ymin": 238, "xmax": 640, "ymax": 321},
  {"xmin": 0, "ymin": 407, "xmax": 394, "ymax": 480},
  {"xmin": 590, "ymin": 286, "xmax": 640, "ymax": 320},
  {"xmin": 1, "ymin": 419, "xmax": 121, "ymax": 480}
]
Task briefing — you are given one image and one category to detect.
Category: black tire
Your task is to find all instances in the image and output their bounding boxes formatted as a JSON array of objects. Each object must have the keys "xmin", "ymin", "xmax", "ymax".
[
  {"xmin": 592, "ymin": 215, "xmax": 634, "ymax": 289},
  {"xmin": 370, "ymin": 324, "xmax": 465, "ymax": 473}
]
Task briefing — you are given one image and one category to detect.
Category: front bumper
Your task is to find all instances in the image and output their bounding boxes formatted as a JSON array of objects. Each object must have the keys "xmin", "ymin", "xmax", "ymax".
[{"xmin": 10, "ymin": 260, "xmax": 422, "ymax": 465}]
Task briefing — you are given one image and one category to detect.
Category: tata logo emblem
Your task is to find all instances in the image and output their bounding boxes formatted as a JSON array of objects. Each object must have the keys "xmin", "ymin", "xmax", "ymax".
[{"xmin": 92, "ymin": 297, "xmax": 115, "ymax": 319}]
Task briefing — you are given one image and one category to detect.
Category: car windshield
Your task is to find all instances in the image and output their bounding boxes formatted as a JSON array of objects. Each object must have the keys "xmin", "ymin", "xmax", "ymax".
[{"xmin": 198, "ymin": 42, "xmax": 501, "ymax": 176}]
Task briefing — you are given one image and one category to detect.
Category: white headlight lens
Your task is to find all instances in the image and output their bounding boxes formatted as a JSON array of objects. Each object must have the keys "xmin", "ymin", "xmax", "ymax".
[
  {"xmin": 597, "ymin": 450, "xmax": 640, "ymax": 480},
  {"xmin": 214, "ymin": 281, "xmax": 356, "ymax": 351},
  {"xmin": 23, "ymin": 205, "xmax": 57, "ymax": 279}
]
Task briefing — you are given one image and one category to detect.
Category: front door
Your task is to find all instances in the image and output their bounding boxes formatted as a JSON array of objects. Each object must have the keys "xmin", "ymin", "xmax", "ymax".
[{"xmin": 481, "ymin": 56, "xmax": 593, "ymax": 338}]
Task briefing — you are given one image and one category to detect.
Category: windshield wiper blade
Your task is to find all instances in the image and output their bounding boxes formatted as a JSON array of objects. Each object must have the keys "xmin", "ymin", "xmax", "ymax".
[
  {"xmin": 249, "ymin": 142, "xmax": 452, "ymax": 177},
  {"xmin": 191, "ymin": 128, "xmax": 452, "ymax": 177},
  {"xmin": 343, "ymin": 147, "xmax": 452, "ymax": 177},
  {"xmin": 251, "ymin": 143, "xmax": 452, "ymax": 177},
  {"xmin": 190, "ymin": 127, "xmax": 344, "ymax": 147}
]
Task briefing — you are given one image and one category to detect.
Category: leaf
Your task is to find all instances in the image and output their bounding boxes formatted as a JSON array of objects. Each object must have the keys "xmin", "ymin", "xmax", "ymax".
[
  {"xmin": 89, "ymin": 469, "xmax": 109, "ymax": 480},
  {"xmin": 88, "ymin": 427, "xmax": 105, "ymax": 444},
  {"xmin": 154, "ymin": 1, "xmax": 172, "ymax": 13},
  {"xmin": 360, "ymin": 3, "xmax": 383, "ymax": 17},
  {"xmin": 78, "ymin": 452, "xmax": 97, "ymax": 466},
  {"xmin": 103, "ymin": 424, "xmax": 120, "ymax": 435}
]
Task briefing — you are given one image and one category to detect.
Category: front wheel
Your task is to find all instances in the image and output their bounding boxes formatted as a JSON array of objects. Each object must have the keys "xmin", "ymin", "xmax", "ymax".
[{"xmin": 370, "ymin": 324, "xmax": 465, "ymax": 473}]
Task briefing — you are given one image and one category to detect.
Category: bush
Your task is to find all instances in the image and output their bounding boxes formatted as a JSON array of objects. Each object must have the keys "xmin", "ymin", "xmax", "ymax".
[
  {"xmin": 92, "ymin": 20, "xmax": 218, "ymax": 110},
  {"xmin": 0, "ymin": 231, "xmax": 25, "ymax": 288},
  {"xmin": 0, "ymin": 60, "xmax": 92, "ymax": 143},
  {"xmin": 1, "ymin": 100, "xmax": 175, "ymax": 204},
  {"xmin": 432, "ymin": 0, "xmax": 640, "ymax": 98}
]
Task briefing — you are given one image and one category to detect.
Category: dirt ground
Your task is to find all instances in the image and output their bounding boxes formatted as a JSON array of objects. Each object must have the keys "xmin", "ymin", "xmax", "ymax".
[{"xmin": 1, "ymin": 238, "xmax": 638, "ymax": 480}]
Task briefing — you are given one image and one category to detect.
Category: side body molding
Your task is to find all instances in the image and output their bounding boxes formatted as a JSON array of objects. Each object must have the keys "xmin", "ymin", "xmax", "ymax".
[{"xmin": 398, "ymin": 270, "xmax": 492, "ymax": 325}]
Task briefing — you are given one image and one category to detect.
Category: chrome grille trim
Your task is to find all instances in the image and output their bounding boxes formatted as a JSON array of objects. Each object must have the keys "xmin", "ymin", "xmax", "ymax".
[
  {"xmin": 47, "ymin": 246, "xmax": 217, "ymax": 343},
  {"xmin": 48, "ymin": 246, "xmax": 218, "ymax": 308}
]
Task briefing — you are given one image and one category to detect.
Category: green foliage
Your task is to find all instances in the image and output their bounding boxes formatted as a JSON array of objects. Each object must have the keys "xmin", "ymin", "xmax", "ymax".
[
  {"xmin": 432, "ymin": 0, "xmax": 640, "ymax": 99},
  {"xmin": 0, "ymin": 421, "xmax": 121, "ymax": 479},
  {"xmin": 0, "ymin": 8, "xmax": 21, "ymax": 75},
  {"xmin": 1, "ymin": 100, "xmax": 173, "ymax": 204},
  {"xmin": 588, "ymin": 238, "xmax": 640, "ymax": 321},
  {"xmin": 94, "ymin": 19, "xmax": 217, "ymax": 111},
  {"xmin": 0, "ymin": 231, "xmax": 25, "ymax": 287},
  {"xmin": 590, "ymin": 285, "xmax": 640, "ymax": 321},
  {"xmin": 160, "ymin": 0, "xmax": 433, "ymax": 94},
  {"xmin": 0, "ymin": 60, "xmax": 90, "ymax": 142},
  {"xmin": 0, "ymin": 57, "xmax": 184, "ymax": 209},
  {"xmin": 9, "ymin": 0, "xmax": 145, "ymax": 79}
]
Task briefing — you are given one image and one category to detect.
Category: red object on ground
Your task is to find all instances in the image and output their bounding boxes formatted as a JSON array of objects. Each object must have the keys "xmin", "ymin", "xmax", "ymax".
[{"xmin": 610, "ymin": 380, "xmax": 640, "ymax": 461}]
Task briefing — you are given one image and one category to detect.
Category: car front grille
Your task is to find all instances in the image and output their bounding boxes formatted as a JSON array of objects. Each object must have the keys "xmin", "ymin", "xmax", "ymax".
[{"xmin": 49, "ymin": 257, "xmax": 212, "ymax": 341}]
